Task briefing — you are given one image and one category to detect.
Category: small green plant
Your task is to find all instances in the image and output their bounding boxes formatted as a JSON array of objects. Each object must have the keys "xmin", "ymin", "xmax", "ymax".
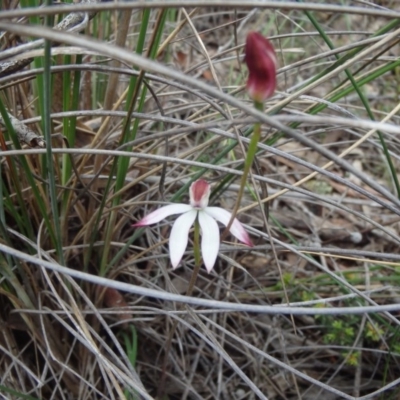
[
  {"xmin": 316, "ymin": 299, "xmax": 388, "ymax": 368},
  {"xmin": 365, "ymin": 321, "xmax": 384, "ymax": 342},
  {"xmin": 323, "ymin": 319, "xmax": 356, "ymax": 346},
  {"xmin": 344, "ymin": 351, "xmax": 360, "ymax": 367}
]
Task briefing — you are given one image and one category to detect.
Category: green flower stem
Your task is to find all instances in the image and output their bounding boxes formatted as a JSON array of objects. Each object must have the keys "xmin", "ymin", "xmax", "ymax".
[
  {"xmin": 186, "ymin": 217, "xmax": 202, "ymax": 296},
  {"xmin": 193, "ymin": 218, "xmax": 201, "ymax": 268},
  {"xmin": 222, "ymin": 100, "xmax": 264, "ymax": 238},
  {"xmin": 158, "ymin": 218, "xmax": 201, "ymax": 398}
]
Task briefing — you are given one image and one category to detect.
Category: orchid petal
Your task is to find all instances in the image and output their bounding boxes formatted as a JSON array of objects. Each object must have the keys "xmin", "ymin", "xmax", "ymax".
[
  {"xmin": 198, "ymin": 211, "xmax": 220, "ymax": 273},
  {"xmin": 133, "ymin": 204, "xmax": 192, "ymax": 226},
  {"xmin": 169, "ymin": 210, "xmax": 197, "ymax": 268},
  {"xmin": 205, "ymin": 207, "xmax": 254, "ymax": 247}
]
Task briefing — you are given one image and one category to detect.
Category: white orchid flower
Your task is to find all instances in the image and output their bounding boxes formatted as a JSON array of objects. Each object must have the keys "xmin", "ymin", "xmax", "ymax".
[{"xmin": 133, "ymin": 179, "xmax": 253, "ymax": 272}]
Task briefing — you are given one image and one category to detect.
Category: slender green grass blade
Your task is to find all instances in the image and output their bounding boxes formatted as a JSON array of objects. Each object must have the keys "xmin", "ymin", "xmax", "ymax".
[
  {"xmin": 43, "ymin": 0, "xmax": 64, "ymax": 262},
  {"xmin": 305, "ymin": 10, "xmax": 400, "ymax": 198}
]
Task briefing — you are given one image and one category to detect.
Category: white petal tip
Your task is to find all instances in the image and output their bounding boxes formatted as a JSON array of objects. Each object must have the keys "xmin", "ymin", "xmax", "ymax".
[
  {"xmin": 204, "ymin": 263, "xmax": 215, "ymax": 273},
  {"xmin": 170, "ymin": 257, "xmax": 183, "ymax": 270}
]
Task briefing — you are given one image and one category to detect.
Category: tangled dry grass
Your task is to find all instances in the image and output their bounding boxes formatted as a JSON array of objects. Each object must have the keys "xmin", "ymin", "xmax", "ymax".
[{"xmin": 1, "ymin": 1, "xmax": 400, "ymax": 399}]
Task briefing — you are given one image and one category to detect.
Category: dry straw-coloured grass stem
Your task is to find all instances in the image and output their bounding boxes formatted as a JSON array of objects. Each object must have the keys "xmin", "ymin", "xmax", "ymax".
[{"xmin": 2, "ymin": 2, "xmax": 400, "ymax": 399}]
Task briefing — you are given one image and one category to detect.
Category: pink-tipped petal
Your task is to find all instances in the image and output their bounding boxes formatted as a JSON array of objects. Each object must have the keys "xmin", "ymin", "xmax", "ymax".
[
  {"xmin": 189, "ymin": 179, "xmax": 210, "ymax": 209},
  {"xmin": 169, "ymin": 210, "xmax": 197, "ymax": 268},
  {"xmin": 205, "ymin": 207, "xmax": 254, "ymax": 247},
  {"xmin": 197, "ymin": 211, "xmax": 220, "ymax": 273},
  {"xmin": 133, "ymin": 204, "xmax": 192, "ymax": 226}
]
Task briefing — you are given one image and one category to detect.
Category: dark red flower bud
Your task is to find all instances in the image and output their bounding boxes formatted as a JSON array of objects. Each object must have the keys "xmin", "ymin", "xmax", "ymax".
[{"xmin": 244, "ymin": 32, "xmax": 277, "ymax": 102}]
